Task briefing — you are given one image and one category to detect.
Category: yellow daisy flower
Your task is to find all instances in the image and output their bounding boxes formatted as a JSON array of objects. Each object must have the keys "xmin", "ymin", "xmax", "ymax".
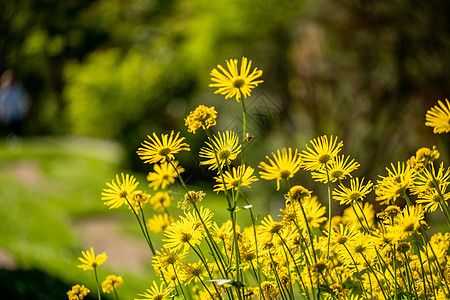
[
  {"xmin": 184, "ymin": 105, "xmax": 217, "ymax": 133},
  {"xmin": 425, "ymin": 98, "xmax": 450, "ymax": 134},
  {"xmin": 101, "ymin": 173, "xmax": 139, "ymax": 209},
  {"xmin": 135, "ymin": 281, "xmax": 171, "ymax": 300},
  {"xmin": 127, "ymin": 190, "xmax": 150, "ymax": 213},
  {"xmin": 152, "ymin": 248, "xmax": 187, "ymax": 270},
  {"xmin": 137, "ymin": 131, "xmax": 190, "ymax": 164},
  {"xmin": 147, "ymin": 213, "xmax": 175, "ymax": 234},
  {"xmin": 199, "ymin": 130, "xmax": 241, "ymax": 171},
  {"xmin": 67, "ymin": 284, "xmax": 90, "ymax": 300},
  {"xmin": 177, "ymin": 190, "xmax": 205, "ymax": 211},
  {"xmin": 213, "ymin": 164, "xmax": 258, "ymax": 192},
  {"xmin": 301, "ymin": 135, "xmax": 343, "ymax": 171},
  {"xmin": 311, "ymin": 155, "xmax": 359, "ymax": 183},
  {"xmin": 102, "ymin": 274, "xmax": 123, "ymax": 294},
  {"xmin": 77, "ymin": 247, "xmax": 107, "ymax": 271},
  {"xmin": 209, "ymin": 57, "xmax": 263, "ymax": 102},
  {"xmin": 332, "ymin": 177, "xmax": 373, "ymax": 205},
  {"xmin": 149, "ymin": 191, "xmax": 172, "ymax": 212},
  {"xmin": 375, "ymin": 162, "xmax": 415, "ymax": 205},
  {"xmin": 258, "ymin": 147, "xmax": 302, "ymax": 190},
  {"xmin": 147, "ymin": 160, "xmax": 184, "ymax": 190},
  {"xmin": 180, "ymin": 261, "xmax": 208, "ymax": 285},
  {"xmin": 163, "ymin": 218, "xmax": 203, "ymax": 252}
]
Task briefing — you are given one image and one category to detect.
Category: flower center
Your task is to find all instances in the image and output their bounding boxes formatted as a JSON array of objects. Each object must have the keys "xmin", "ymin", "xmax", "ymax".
[
  {"xmin": 280, "ymin": 170, "xmax": 292, "ymax": 179},
  {"xmin": 218, "ymin": 149, "xmax": 231, "ymax": 161},
  {"xmin": 181, "ymin": 233, "xmax": 192, "ymax": 243},
  {"xmin": 120, "ymin": 190, "xmax": 128, "ymax": 198},
  {"xmin": 337, "ymin": 236, "xmax": 348, "ymax": 244},
  {"xmin": 159, "ymin": 147, "xmax": 171, "ymax": 156},
  {"xmin": 330, "ymin": 170, "xmax": 344, "ymax": 179},
  {"xmin": 319, "ymin": 154, "xmax": 332, "ymax": 164},
  {"xmin": 233, "ymin": 78, "xmax": 245, "ymax": 88},
  {"xmin": 349, "ymin": 192, "xmax": 361, "ymax": 201}
]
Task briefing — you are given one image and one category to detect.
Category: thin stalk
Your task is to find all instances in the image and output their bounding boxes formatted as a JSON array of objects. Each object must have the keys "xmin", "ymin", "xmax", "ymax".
[
  {"xmin": 342, "ymin": 244, "xmax": 368, "ymax": 299},
  {"xmin": 239, "ymin": 88, "xmax": 247, "ymax": 165},
  {"xmin": 172, "ymin": 264, "xmax": 188, "ymax": 299},
  {"xmin": 412, "ymin": 233, "xmax": 434, "ymax": 299},
  {"xmin": 277, "ymin": 232, "xmax": 311, "ymax": 300},
  {"xmin": 325, "ymin": 167, "xmax": 332, "ymax": 261},
  {"xmin": 124, "ymin": 196, "xmax": 155, "ymax": 254},
  {"xmin": 113, "ymin": 287, "xmax": 119, "ymax": 300},
  {"xmin": 403, "ymin": 252, "xmax": 419, "ymax": 300},
  {"xmin": 268, "ymin": 251, "xmax": 289, "ymax": 300},
  {"xmin": 360, "ymin": 252, "xmax": 389, "ymax": 300},
  {"xmin": 94, "ymin": 267, "xmax": 102, "ymax": 300}
]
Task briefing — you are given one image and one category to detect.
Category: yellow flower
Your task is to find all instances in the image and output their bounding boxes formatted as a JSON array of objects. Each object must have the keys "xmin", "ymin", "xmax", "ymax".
[
  {"xmin": 185, "ymin": 105, "xmax": 217, "ymax": 133},
  {"xmin": 135, "ymin": 281, "xmax": 171, "ymax": 300},
  {"xmin": 259, "ymin": 147, "xmax": 302, "ymax": 190},
  {"xmin": 102, "ymin": 274, "xmax": 123, "ymax": 294},
  {"xmin": 209, "ymin": 57, "xmax": 263, "ymax": 102},
  {"xmin": 152, "ymin": 248, "xmax": 187, "ymax": 270},
  {"xmin": 128, "ymin": 190, "xmax": 150, "ymax": 213},
  {"xmin": 301, "ymin": 135, "xmax": 343, "ymax": 171},
  {"xmin": 137, "ymin": 131, "xmax": 190, "ymax": 164},
  {"xmin": 77, "ymin": 247, "xmax": 107, "ymax": 271},
  {"xmin": 180, "ymin": 261, "xmax": 208, "ymax": 285},
  {"xmin": 311, "ymin": 155, "xmax": 359, "ymax": 183},
  {"xmin": 177, "ymin": 190, "xmax": 205, "ymax": 211},
  {"xmin": 407, "ymin": 146, "xmax": 440, "ymax": 169},
  {"xmin": 375, "ymin": 162, "xmax": 415, "ymax": 205},
  {"xmin": 101, "ymin": 173, "xmax": 139, "ymax": 209},
  {"xmin": 67, "ymin": 284, "xmax": 90, "ymax": 300},
  {"xmin": 163, "ymin": 218, "xmax": 203, "ymax": 252},
  {"xmin": 147, "ymin": 161, "xmax": 184, "ymax": 190},
  {"xmin": 213, "ymin": 164, "xmax": 258, "ymax": 192},
  {"xmin": 332, "ymin": 177, "xmax": 373, "ymax": 205},
  {"xmin": 425, "ymin": 98, "xmax": 450, "ymax": 134},
  {"xmin": 147, "ymin": 213, "xmax": 175, "ymax": 234},
  {"xmin": 199, "ymin": 130, "xmax": 241, "ymax": 171},
  {"xmin": 149, "ymin": 191, "xmax": 172, "ymax": 212}
]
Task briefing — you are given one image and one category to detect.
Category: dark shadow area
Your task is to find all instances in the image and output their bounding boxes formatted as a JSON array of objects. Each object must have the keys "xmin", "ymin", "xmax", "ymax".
[{"xmin": 0, "ymin": 268, "xmax": 97, "ymax": 300}]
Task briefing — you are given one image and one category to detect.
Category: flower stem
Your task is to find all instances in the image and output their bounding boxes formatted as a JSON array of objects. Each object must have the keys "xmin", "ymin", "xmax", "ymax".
[{"xmin": 94, "ymin": 267, "xmax": 102, "ymax": 300}]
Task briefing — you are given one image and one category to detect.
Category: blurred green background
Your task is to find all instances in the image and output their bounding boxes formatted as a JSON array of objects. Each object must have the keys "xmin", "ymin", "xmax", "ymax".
[{"xmin": 1, "ymin": 0, "xmax": 450, "ymax": 298}]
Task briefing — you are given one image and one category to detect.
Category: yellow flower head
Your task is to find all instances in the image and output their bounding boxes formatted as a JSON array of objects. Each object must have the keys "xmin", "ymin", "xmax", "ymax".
[
  {"xmin": 152, "ymin": 247, "xmax": 187, "ymax": 270},
  {"xmin": 301, "ymin": 135, "xmax": 343, "ymax": 171},
  {"xmin": 332, "ymin": 177, "xmax": 373, "ymax": 205},
  {"xmin": 178, "ymin": 190, "xmax": 205, "ymax": 211},
  {"xmin": 258, "ymin": 147, "xmax": 302, "ymax": 190},
  {"xmin": 311, "ymin": 155, "xmax": 359, "ymax": 183},
  {"xmin": 135, "ymin": 281, "xmax": 171, "ymax": 300},
  {"xmin": 163, "ymin": 218, "xmax": 203, "ymax": 252},
  {"xmin": 149, "ymin": 191, "xmax": 172, "ymax": 212},
  {"xmin": 101, "ymin": 173, "xmax": 139, "ymax": 209},
  {"xmin": 180, "ymin": 261, "xmax": 208, "ymax": 285},
  {"xmin": 407, "ymin": 146, "xmax": 440, "ymax": 169},
  {"xmin": 209, "ymin": 57, "xmax": 263, "ymax": 102},
  {"xmin": 185, "ymin": 105, "xmax": 217, "ymax": 133},
  {"xmin": 137, "ymin": 131, "xmax": 190, "ymax": 164},
  {"xmin": 77, "ymin": 247, "xmax": 107, "ymax": 271},
  {"xmin": 67, "ymin": 284, "xmax": 90, "ymax": 300},
  {"xmin": 213, "ymin": 164, "xmax": 258, "ymax": 193},
  {"xmin": 102, "ymin": 274, "xmax": 123, "ymax": 294},
  {"xmin": 425, "ymin": 98, "xmax": 450, "ymax": 134},
  {"xmin": 127, "ymin": 190, "xmax": 150, "ymax": 213},
  {"xmin": 147, "ymin": 160, "xmax": 184, "ymax": 191},
  {"xmin": 199, "ymin": 130, "xmax": 241, "ymax": 171},
  {"xmin": 147, "ymin": 213, "xmax": 175, "ymax": 234},
  {"xmin": 285, "ymin": 185, "xmax": 311, "ymax": 203}
]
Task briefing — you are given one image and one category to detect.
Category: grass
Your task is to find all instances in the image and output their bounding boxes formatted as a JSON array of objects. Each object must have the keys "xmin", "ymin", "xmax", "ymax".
[{"xmin": 0, "ymin": 136, "xmax": 148, "ymax": 299}]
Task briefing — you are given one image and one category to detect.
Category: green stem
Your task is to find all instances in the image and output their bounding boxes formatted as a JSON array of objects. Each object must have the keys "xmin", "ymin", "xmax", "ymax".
[
  {"xmin": 240, "ymin": 88, "xmax": 247, "ymax": 165},
  {"xmin": 172, "ymin": 264, "xmax": 187, "ymax": 299},
  {"xmin": 325, "ymin": 167, "xmax": 332, "ymax": 261},
  {"xmin": 124, "ymin": 196, "xmax": 155, "ymax": 255},
  {"xmin": 342, "ymin": 244, "xmax": 368, "ymax": 299},
  {"xmin": 94, "ymin": 267, "xmax": 102, "ymax": 300},
  {"xmin": 113, "ymin": 287, "xmax": 119, "ymax": 300}
]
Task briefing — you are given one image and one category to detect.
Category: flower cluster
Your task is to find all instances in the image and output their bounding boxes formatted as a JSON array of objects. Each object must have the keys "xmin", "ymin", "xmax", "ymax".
[{"xmin": 71, "ymin": 57, "xmax": 450, "ymax": 300}]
